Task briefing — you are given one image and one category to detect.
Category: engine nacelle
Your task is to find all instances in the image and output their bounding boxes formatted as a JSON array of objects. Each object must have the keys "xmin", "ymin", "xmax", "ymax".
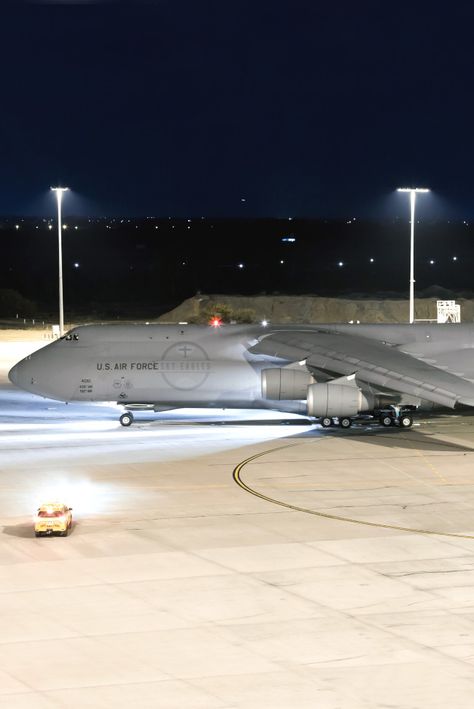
[
  {"xmin": 262, "ymin": 368, "xmax": 314, "ymax": 400},
  {"xmin": 307, "ymin": 382, "xmax": 374, "ymax": 417}
]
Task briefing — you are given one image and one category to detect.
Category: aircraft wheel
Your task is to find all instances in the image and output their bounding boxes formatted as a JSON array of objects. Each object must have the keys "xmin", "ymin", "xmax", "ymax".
[
  {"xmin": 380, "ymin": 414, "xmax": 393, "ymax": 427},
  {"xmin": 339, "ymin": 417, "xmax": 352, "ymax": 429},
  {"xmin": 120, "ymin": 412, "xmax": 134, "ymax": 427},
  {"xmin": 320, "ymin": 416, "xmax": 332, "ymax": 428},
  {"xmin": 399, "ymin": 414, "xmax": 413, "ymax": 429}
]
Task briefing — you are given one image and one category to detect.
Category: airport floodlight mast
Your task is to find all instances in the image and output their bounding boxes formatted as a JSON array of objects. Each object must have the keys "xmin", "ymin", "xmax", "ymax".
[
  {"xmin": 51, "ymin": 187, "xmax": 69, "ymax": 336},
  {"xmin": 397, "ymin": 187, "xmax": 430, "ymax": 324}
]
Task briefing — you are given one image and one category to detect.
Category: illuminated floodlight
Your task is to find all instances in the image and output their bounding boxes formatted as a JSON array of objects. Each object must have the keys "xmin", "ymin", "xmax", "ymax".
[
  {"xmin": 397, "ymin": 186, "xmax": 430, "ymax": 324},
  {"xmin": 51, "ymin": 187, "xmax": 70, "ymax": 336},
  {"xmin": 397, "ymin": 187, "xmax": 430, "ymax": 193}
]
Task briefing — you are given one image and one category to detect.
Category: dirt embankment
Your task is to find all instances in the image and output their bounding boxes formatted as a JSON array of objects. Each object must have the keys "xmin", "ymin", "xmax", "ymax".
[{"xmin": 158, "ymin": 294, "xmax": 473, "ymax": 324}]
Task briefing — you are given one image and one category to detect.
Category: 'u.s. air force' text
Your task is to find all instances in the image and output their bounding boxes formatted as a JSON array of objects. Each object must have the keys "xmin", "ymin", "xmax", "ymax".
[{"xmin": 96, "ymin": 361, "xmax": 210, "ymax": 371}]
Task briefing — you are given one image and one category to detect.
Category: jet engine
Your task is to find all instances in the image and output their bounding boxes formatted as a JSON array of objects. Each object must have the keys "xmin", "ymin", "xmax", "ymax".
[
  {"xmin": 261, "ymin": 368, "xmax": 314, "ymax": 400},
  {"xmin": 306, "ymin": 382, "xmax": 374, "ymax": 417}
]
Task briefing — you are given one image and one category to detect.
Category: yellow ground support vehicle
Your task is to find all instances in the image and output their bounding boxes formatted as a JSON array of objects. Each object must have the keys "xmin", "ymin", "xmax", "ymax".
[{"xmin": 34, "ymin": 502, "xmax": 73, "ymax": 537}]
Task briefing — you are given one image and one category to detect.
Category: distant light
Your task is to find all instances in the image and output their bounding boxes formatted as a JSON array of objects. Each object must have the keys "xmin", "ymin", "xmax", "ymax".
[
  {"xmin": 15, "ymin": 224, "xmax": 19, "ymax": 230},
  {"xmin": 74, "ymin": 225, "xmax": 78, "ymax": 230},
  {"xmin": 210, "ymin": 317, "xmax": 222, "ymax": 328},
  {"xmin": 280, "ymin": 260, "xmax": 284, "ymax": 264},
  {"xmin": 261, "ymin": 319, "xmax": 269, "ymax": 327},
  {"xmin": 48, "ymin": 224, "xmax": 53, "ymax": 230},
  {"xmin": 281, "ymin": 237, "xmax": 295, "ymax": 243},
  {"xmin": 397, "ymin": 187, "xmax": 430, "ymax": 193},
  {"xmin": 338, "ymin": 261, "xmax": 344, "ymax": 267},
  {"xmin": 62, "ymin": 224, "xmax": 68, "ymax": 230},
  {"xmin": 369, "ymin": 258, "xmax": 374, "ymax": 263},
  {"xmin": 74, "ymin": 263, "xmax": 79, "ymax": 268},
  {"xmin": 238, "ymin": 263, "xmax": 244, "ymax": 269},
  {"xmin": 453, "ymin": 256, "xmax": 458, "ymax": 261},
  {"xmin": 429, "ymin": 259, "xmax": 435, "ymax": 265},
  {"xmin": 241, "ymin": 198, "xmax": 246, "ymax": 202}
]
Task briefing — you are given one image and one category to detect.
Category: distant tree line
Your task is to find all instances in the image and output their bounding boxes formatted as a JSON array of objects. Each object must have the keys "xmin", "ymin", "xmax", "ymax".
[
  {"xmin": 0, "ymin": 289, "xmax": 37, "ymax": 317},
  {"xmin": 192, "ymin": 303, "xmax": 256, "ymax": 324}
]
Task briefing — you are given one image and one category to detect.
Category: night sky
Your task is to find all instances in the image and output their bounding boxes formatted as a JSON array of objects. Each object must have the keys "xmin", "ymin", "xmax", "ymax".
[{"xmin": 3, "ymin": 1, "xmax": 474, "ymax": 218}]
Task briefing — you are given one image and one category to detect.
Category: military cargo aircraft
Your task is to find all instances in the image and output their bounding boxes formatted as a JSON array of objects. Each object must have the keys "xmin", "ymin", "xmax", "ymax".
[{"xmin": 8, "ymin": 322, "xmax": 474, "ymax": 428}]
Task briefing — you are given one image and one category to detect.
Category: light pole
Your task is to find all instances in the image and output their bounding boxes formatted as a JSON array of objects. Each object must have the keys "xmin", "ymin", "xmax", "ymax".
[
  {"xmin": 51, "ymin": 187, "xmax": 69, "ymax": 336},
  {"xmin": 397, "ymin": 187, "xmax": 430, "ymax": 324}
]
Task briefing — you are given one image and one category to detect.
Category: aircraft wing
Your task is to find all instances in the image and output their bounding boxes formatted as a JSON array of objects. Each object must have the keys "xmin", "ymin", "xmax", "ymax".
[{"xmin": 249, "ymin": 329, "xmax": 474, "ymax": 408}]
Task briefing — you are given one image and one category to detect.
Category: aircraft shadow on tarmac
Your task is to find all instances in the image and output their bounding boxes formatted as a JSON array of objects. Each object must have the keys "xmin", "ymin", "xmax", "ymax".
[{"xmin": 290, "ymin": 421, "xmax": 474, "ymax": 454}]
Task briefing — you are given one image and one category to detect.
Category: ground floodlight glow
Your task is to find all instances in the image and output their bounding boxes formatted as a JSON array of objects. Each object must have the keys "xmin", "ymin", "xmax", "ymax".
[{"xmin": 33, "ymin": 478, "xmax": 109, "ymax": 516}]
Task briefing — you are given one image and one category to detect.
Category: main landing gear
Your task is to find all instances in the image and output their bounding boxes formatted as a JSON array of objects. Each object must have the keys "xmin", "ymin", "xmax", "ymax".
[
  {"xmin": 320, "ymin": 416, "xmax": 353, "ymax": 429},
  {"xmin": 379, "ymin": 411, "xmax": 413, "ymax": 428},
  {"xmin": 318, "ymin": 408, "xmax": 415, "ymax": 430}
]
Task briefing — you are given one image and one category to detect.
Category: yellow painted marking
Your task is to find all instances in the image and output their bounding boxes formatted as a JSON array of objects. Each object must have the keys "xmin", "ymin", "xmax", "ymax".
[{"xmin": 232, "ymin": 441, "xmax": 474, "ymax": 540}]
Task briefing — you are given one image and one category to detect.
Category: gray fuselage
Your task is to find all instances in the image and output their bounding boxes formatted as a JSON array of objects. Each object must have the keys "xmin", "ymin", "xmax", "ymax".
[{"xmin": 9, "ymin": 322, "xmax": 474, "ymax": 414}]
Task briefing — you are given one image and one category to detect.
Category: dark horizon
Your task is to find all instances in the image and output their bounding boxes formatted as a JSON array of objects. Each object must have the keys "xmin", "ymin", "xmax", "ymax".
[
  {"xmin": 2, "ymin": 2, "xmax": 474, "ymax": 217},
  {"xmin": 2, "ymin": 216, "xmax": 472, "ymax": 317}
]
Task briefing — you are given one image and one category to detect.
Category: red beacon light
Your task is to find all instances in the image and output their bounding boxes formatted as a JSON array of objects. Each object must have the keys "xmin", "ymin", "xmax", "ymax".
[{"xmin": 210, "ymin": 317, "xmax": 222, "ymax": 328}]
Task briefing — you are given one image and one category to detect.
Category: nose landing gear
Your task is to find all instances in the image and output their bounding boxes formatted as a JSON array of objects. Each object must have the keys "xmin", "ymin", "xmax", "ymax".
[{"xmin": 119, "ymin": 412, "xmax": 134, "ymax": 427}]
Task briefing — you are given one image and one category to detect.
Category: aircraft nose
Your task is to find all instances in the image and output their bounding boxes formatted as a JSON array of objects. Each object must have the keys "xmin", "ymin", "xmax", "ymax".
[
  {"xmin": 9, "ymin": 347, "xmax": 76, "ymax": 401},
  {"xmin": 7, "ymin": 362, "xmax": 18, "ymax": 385},
  {"xmin": 8, "ymin": 358, "xmax": 33, "ymax": 389}
]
